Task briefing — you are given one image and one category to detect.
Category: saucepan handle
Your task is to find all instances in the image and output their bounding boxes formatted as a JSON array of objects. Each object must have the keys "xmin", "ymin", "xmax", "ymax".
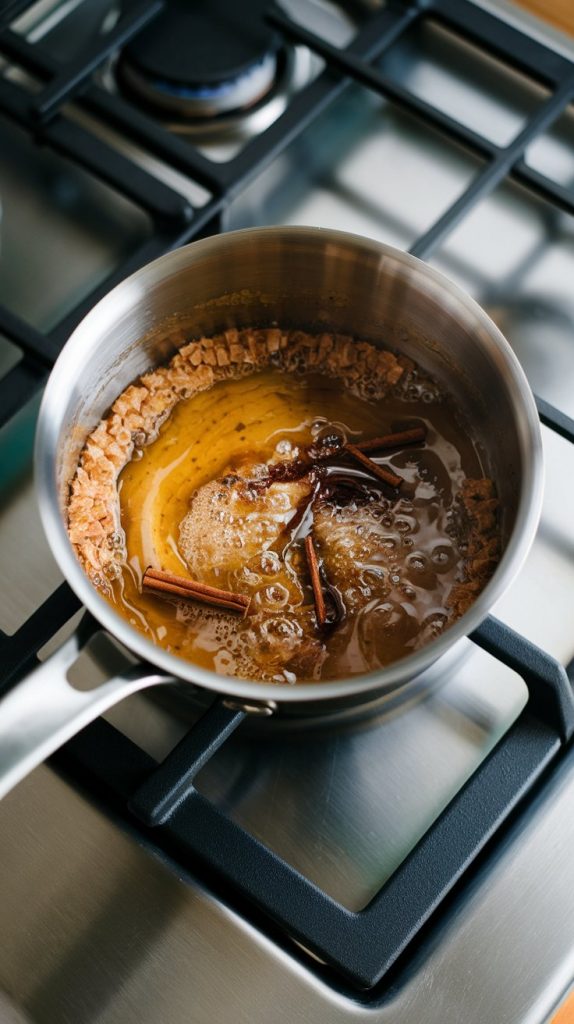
[{"xmin": 0, "ymin": 626, "xmax": 173, "ymax": 801}]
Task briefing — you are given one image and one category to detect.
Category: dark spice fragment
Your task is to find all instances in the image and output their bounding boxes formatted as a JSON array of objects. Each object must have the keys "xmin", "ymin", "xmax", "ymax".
[
  {"xmin": 354, "ymin": 426, "xmax": 426, "ymax": 453},
  {"xmin": 345, "ymin": 443, "xmax": 404, "ymax": 489},
  {"xmin": 304, "ymin": 534, "xmax": 328, "ymax": 628}
]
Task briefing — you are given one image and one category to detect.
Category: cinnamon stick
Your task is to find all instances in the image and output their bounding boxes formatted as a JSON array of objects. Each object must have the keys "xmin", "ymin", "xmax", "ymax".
[
  {"xmin": 354, "ymin": 426, "xmax": 425, "ymax": 453},
  {"xmin": 344, "ymin": 443, "xmax": 404, "ymax": 489},
  {"xmin": 304, "ymin": 535, "xmax": 328, "ymax": 628},
  {"xmin": 143, "ymin": 567, "xmax": 250, "ymax": 615}
]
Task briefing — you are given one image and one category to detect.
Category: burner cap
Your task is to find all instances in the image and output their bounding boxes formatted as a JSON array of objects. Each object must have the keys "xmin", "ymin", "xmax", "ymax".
[{"xmin": 119, "ymin": 0, "xmax": 281, "ymax": 118}]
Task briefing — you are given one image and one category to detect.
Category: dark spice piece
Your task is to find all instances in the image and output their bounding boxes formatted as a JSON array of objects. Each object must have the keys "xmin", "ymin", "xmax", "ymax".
[
  {"xmin": 143, "ymin": 567, "xmax": 250, "ymax": 615},
  {"xmin": 344, "ymin": 443, "xmax": 404, "ymax": 489},
  {"xmin": 304, "ymin": 535, "xmax": 328, "ymax": 628},
  {"xmin": 354, "ymin": 426, "xmax": 426, "ymax": 453}
]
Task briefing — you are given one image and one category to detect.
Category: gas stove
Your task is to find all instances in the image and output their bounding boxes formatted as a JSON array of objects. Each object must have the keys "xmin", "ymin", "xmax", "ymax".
[{"xmin": 1, "ymin": 1, "xmax": 574, "ymax": 1021}]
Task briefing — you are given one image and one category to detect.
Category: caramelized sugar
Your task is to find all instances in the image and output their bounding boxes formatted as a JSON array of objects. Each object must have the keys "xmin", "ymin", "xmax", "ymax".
[{"xmin": 110, "ymin": 369, "xmax": 486, "ymax": 683}]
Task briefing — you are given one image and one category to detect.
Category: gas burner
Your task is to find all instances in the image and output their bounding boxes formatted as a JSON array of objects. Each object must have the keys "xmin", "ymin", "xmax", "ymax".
[{"xmin": 117, "ymin": 0, "xmax": 282, "ymax": 120}]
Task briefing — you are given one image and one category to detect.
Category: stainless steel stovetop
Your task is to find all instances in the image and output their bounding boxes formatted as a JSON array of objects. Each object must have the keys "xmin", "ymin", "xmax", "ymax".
[{"xmin": 1, "ymin": 1, "xmax": 574, "ymax": 1021}]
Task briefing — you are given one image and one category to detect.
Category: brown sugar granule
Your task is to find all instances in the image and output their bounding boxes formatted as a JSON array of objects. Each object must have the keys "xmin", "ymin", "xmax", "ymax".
[{"xmin": 446, "ymin": 478, "xmax": 500, "ymax": 619}]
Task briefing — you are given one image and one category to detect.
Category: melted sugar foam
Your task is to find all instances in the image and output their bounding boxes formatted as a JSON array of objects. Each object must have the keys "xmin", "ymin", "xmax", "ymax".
[{"xmin": 112, "ymin": 368, "xmax": 488, "ymax": 683}]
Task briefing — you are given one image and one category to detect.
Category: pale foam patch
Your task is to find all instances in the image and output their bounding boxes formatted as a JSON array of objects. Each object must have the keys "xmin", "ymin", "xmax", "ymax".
[{"xmin": 178, "ymin": 473, "xmax": 311, "ymax": 582}]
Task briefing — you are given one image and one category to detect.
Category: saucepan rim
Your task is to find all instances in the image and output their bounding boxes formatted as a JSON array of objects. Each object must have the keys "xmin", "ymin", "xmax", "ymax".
[{"xmin": 34, "ymin": 226, "xmax": 544, "ymax": 705}]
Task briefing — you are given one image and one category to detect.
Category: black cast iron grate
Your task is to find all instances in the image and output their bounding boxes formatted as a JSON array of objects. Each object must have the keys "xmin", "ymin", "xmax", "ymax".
[{"xmin": 1, "ymin": 0, "xmax": 574, "ymax": 992}]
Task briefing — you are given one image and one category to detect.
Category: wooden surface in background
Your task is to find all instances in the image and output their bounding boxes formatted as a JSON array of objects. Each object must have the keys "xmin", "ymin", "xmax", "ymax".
[
  {"xmin": 512, "ymin": 0, "xmax": 574, "ymax": 36},
  {"xmin": 551, "ymin": 987, "xmax": 574, "ymax": 1023}
]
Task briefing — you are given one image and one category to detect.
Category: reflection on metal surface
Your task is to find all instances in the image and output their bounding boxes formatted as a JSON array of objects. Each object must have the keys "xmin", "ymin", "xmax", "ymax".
[
  {"xmin": 0, "ymin": 337, "xmax": 21, "ymax": 382},
  {"xmin": 225, "ymin": 89, "xmax": 481, "ymax": 243},
  {"xmin": 433, "ymin": 180, "xmax": 574, "ymax": 417},
  {"xmin": 2, "ymin": 750, "xmax": 574, "ymax": 1022},
  {"xmin": 1, "ymin": 0, "xmax": 574, "ymax": 1021},
  {"xmin": 0, "ymin": 118, "xmax": 150, "ymax": 332},
  {"xmin": 103, "ymin": 641, "xmax": 526, "ymax": 911},
  {"xmin": 195, "ymin": 645, "xmax": 527, "ymax": 909},
  {"xmin": 378, "ymin": 16, "xmax": 547, "ymax": 147},
  {"xmin": 0, "ymin": 400, "xmax": 62, "ymax": 635},
  {"xmin": 13, "ymin": 0, "xmax": 333, "ymax": 161},
  {"xmin": 0, "ymin": 990, "xmax": 32, "ymax": 1024},
  {"xmin": 496, "ymin": 426, "xmax": 574, "ymax": 661},
  {"xmin": 526, "ymin": 110, "xmax": 574, "ymax": 190}
]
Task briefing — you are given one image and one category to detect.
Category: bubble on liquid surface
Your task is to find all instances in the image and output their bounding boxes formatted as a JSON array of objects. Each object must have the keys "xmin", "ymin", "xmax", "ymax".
[
  {"xmin": 260, "ymin": 616, "xmax": 303, "ymax": 649},
  {"xmin": 431, "ymin": 543, "xmax": 455, "ymax": 571},
  {"xmin": 259, "ymin": 550, "xmax": 282, "ymax": 575},
  {"xmin": 214, "ymin": 649, "xmax": 236, "ymax": 674},
  {"xmin": 413, "ymin": 610, "xmax": 449, "ymax": 649},
  {"xmin": 254, "ymin": 583, "xmax": 290, "ymax": 610},
  {"xmin": 406, "ymin": 553, "xmax": 428, "ymax": 573},
  {"xmin": 179, "ymin": 470, "xmax": 311, "ymax": 579},
  {"xmin": 113, "ymin": 359, "xmax": 491, "ymax": 683},
  {"xmin": 237, "ymin": 565, "xmax": 259, "ymax": 589}
]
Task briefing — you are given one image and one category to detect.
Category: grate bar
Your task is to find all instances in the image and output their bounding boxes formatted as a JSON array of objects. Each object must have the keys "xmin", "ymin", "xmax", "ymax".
[
  {"xmin": 0, "ymin": 2, "xmax": 35, "ymax": 28},
  {"xmin": 269, "ymin": 6, "xmax": 574, "ymax": 250},
  {"xmin": 0, "ymin": 79, "xmax": 192, "ymax": 226},
  {"xmin": 410, "ymin": 72, "xmax": 574, "ymax": 259},
  {"xmin": 266, "ymin": 2, "xmax": 508, "ymax": 176},
  {"xmin": 58, "ymin": 707, "xmax": 560, "ymax": 990},
  {"xmin": 513, "ymin": 159, "xmax": 574, "ymax": 216},
  {"xmin": 0, "ymin": 583, "xmax": 81, "ymax": 697},
  {"xmin": 129, "ymin": 701, "xmax": 247, "ymax": 826},
  {"xmin": 82, "ymin": 86, "xmax": 227, "ymax": 196},
  {"xmin": 55, "ymin": 613, "xmax": 574, "ymax": 990},
  {"xmin": 373, "ymin": 77, "xmax": 574, "ymax": 218},
  {"xmin": 0, "ymin": 307, "xmax": 58, "ymax": 365},
  {"xmin": 0, "ymin": 0, "xmax": 574, "ymax": 995},
  {"xmin": 224, "ymin": 2, "xmax": 420, "ymax": 196},
  {"xmin": 40, "ymin": 117, "xmax": 192, "ymax": 226},
  {"xmin": 44, "ymin": 234, "xmax": 180, "ymax": 349},
  {"xmin": 435, "ymin": 0, "xmax": 572, "ymax": 87},
  {"xmin": 360, "ymin": 65, "xmax": 498, "ymax": 160},
  {"xmin": 535, "ymin": 394, "xmax": 574, "ymax": 444},
  {"xmin": 0, "ymin": 360, "xmax": 45, "ymax": 431},
  {"xmin": 0, "ymin": 25, "xmax": 64, "ymax": 72},
  {"xmin": 47, "ymin": 196, "xmax": 224, "ymax": 346},
  {"xmin": 0, "ymin": 68, "xmax": 29, "ymax": 119},
  {"xmin": 365, "ymin": 75, "xmax": 574, "ymax": 219},
  {"xmin": 0, "ymin": 26, "xmax": 224, "ymax": 200},
  {"xmin": 471, "ymin": 616, "xmax": 574, "ymax": 741},
  {"xmin": 31, "ymin": 0, "xmax": 164, "ymax": 121}
]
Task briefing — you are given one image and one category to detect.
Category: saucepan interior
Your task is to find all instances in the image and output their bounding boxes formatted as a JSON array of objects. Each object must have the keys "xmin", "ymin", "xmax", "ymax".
[{"xmin": 35, "ymin": 227, "xmax": 543, "ymax": 712}]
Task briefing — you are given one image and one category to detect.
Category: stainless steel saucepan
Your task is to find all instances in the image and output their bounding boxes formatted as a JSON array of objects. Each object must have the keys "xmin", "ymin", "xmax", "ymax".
[{"xmin": 0, "ymin": 227, "xmax": 543, "ymax": 801}]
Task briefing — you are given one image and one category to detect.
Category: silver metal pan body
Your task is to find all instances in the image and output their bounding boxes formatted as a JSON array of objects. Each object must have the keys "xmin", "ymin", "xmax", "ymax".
[{"xmin": 0, "ymin": 227, "xmax": 543, "ymax": 798}]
